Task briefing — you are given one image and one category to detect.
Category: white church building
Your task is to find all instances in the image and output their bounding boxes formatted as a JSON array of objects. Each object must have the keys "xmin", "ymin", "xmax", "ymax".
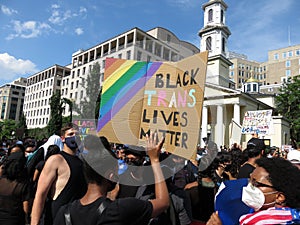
[{"xmin": 199, "ymin": 0, "xmax": 290, "ymax": 149}]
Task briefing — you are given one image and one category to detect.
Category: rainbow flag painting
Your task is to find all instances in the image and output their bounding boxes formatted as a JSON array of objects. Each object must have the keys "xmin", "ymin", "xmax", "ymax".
[{"xmin": 97, "ymin": 52, "xmax": 208, "ymax": 159}]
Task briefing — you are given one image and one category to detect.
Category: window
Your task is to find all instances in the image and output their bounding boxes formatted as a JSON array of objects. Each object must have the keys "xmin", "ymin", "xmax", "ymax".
[
  {"xmin": 76, "ymin": 80, "xmax": 79, "ymax": 88},
  {"xmin": 208, "ymin": 9, "xmax": 213, "ymax": 22},
  {"xmin": 274, "ymin": 53, "xmax": 279, "ymax": 60},
  {"xmin": 137, "ymin": 51, "xmax": 142, "ymax": 61},
  {"xmin": 286, "ymin": 70, "xmax": 291, "ymax": 76},
  {"xmin": 147, "ymin": 55, "xmax": 151, "ymax": 62},
  {"xmin": 206, "ymin": 37, "xmax": 212, "ymax": 51},
  {"xmin": 221, "ymin": 9, "xmax": 224, "ymax": 23},
  {"xmin": 127, "ymin": 50, "xmax": 131, "ymax": 59},
  {"xmin": 167, "ymin": 34, "xmax": 171, "ymax": 42},
  {"xmin": 282, "ymin": 52, "xmax": 287, "ymax": 59},
  {"xmin": 222, "ymin": 38, "xmax": 225, "ymax": 52},
  {"xmin": 71, "ymin": 82, "xmax": 74, "ymax": 90},
  {"xmin": 286, "ymin": 60, "xmax": 291, "ymax": 67},
  {"xmin": 296, "ymin": 49, "xmax": 300, "ymax": 56},
  {"xmin": 118, "ymin": 53, "xmax": 122, "ymax": 59},
  {"xmin": 288, "ymin": 50, "xmax": 293, "ymax": 57}
]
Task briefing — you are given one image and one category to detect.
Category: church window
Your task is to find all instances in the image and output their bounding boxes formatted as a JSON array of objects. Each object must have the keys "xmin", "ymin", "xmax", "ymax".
[
  {"xmin": 222, "ymin": 38, "xmax": 226, "ymax": 52},
  {"xmin": 208, "ymin": 9, "xmax": 213, "ymax": 22},
  {"xmin": 221, "ymin": 10, "xmax": 224, "ymax": 23},
  {"xmin": 206, "ymin": 37, "xmax": 212, "ymax": 51}
]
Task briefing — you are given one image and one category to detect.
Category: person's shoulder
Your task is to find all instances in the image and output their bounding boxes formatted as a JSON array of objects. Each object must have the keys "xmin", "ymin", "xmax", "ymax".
[{"xmin": 43, "ymin": 153, "xmax": 64, "ymax": 168}]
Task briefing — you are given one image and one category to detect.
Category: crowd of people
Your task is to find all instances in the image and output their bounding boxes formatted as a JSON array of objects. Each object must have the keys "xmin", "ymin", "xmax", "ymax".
[{"xmin": 0, "ymin": 123, "xmax": 299, "ymax": 225}]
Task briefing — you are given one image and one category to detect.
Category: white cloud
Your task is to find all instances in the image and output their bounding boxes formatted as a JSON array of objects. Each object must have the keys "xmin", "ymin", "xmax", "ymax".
[
  {"xmin": 6, "ymin": 20, "xmax": 51, "ymax": 40},
  {"xmin": 166, "ymin": 0, "xmax": 198, "ymax": 8},
  {"xmin": 48, "ymin": 5, "xmax": 87, "ymax": 25},
  {"xmin": 75, "ymin": 27, "xmax": 84, "ymax": 35},
  {"xmin": 1, "ymin": 5, "xmax": 18, "ymax": 15},
  {"xmin": 79, "ymin": 7, "xmax": 87, "ymax": 14},
  {"xmin": 0, "ymin": 53, "xmax": 38, "ymax": 81}
]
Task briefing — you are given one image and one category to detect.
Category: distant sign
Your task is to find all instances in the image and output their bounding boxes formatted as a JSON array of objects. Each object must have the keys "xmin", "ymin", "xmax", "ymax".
[
  {"xmin": 73, "ymin": 119, "xmax": 97, "ymax": 139},
  {"xmin": 241, "ymin": 110, "xmax": 272, "ymax": 135},
  {"xmin": 97, "ymin": 52, "xmax": 208, "ymax": 159}
]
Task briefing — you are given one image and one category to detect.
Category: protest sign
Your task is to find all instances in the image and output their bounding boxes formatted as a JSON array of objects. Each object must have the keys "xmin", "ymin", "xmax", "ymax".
[
  {"xmin": 230, "ymin": 119, "xmax": 242, "ymax": 145},
  {"xmin": 241, "ymin": 109, "xmax": 272, "ymax": 135},
  {"xmin": 97, "ymin": 52, "xmax": 208, "ymax": 159},
  {"xmin": 73, "ymin": 119, "xmax": 97, "ymax": 139}
]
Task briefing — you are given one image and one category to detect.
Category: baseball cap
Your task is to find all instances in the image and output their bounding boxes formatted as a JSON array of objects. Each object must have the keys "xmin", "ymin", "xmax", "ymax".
[{"xmin": 247, "ymin": 138, "xmax": 266, "ymax": 151}]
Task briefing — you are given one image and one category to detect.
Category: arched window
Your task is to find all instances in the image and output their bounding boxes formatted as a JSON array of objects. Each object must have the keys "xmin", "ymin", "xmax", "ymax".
[
  {"xmin": 222, "ymin": 37, "xmax": 226, "ymax": 52},
  {"xmin": 221, "ymin": 10, "xmax": 224, "ymax": 23},
  {"xmin": 206, "ymin": 37, "xmax": 212, "ymax": 51},
  {"xmin": 208, "ymin": 9, "xmax": 213, "ymax": 22}
]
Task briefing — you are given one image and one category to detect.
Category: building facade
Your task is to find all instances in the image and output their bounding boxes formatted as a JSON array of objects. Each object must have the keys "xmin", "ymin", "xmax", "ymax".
[
  {"xmin": 267, "ymin": 44, "xmax": 300, "ymax": 84},
  {"xmin": 0, "ymin": 77, "xmax": 27, "ymax": 121},
  {"xmin": 229, "ymin": 44, "xmax": 300, "ymax": 89},
  {"xmin": 23, "ymin": 65, "xmax": 71, "ymax": 128},
  {"xmin": 199, "ymin": 0, "xmax": 290, "ymax": 148},
  {"xmin": 61, "ymin": 27, "xmax": 199, "ymax": 115}
]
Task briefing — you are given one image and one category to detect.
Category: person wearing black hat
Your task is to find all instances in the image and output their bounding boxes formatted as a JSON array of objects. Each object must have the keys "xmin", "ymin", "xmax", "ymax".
[
  {"xmin": 237, "ymin": 137, "xmax": 266, "ymax": 179},
  {"xmin": 53, "ymin": 132, "xmax": 169, "ymax": 225},
  {"xmin": 116, "ymin": 144, "xmax": 148, "ymax": 198}
]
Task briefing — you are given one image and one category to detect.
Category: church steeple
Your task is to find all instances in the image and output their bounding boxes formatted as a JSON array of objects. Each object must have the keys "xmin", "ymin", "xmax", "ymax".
[
  {"xmin": 198, "ymin": 0, "xmax": 234, "ymax": 88},
  {"xmin": 199, "ymin": 0, "xmax": 231, "ymax": 58}
]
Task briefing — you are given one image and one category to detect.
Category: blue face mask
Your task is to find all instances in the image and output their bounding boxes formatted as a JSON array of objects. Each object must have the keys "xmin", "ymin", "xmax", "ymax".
[{"xmin": 65, "ymin": 136, "xmax": 81, "ymax": 150}]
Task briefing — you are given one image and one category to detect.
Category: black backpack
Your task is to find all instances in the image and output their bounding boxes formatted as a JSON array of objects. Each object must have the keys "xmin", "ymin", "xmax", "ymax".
[{"xmin": 135, "ymin": 185, "xmax": 181, "ymax": 225}]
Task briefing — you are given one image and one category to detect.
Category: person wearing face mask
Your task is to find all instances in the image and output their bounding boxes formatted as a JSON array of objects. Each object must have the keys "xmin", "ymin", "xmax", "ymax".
[
  {"xmin": 115, "ymin": 145, "xmax": 148, "ymax": 199},
  {"xmin": 31, "ymin": 123, "xmax": 87, "ymax": 225},
  {"xmin": 53, "ymin": 132, "xmax": 169, "ymax": 225},
  {"xmin": 207, "ymin": 157, "xmax": 300, "ymax": 225}
]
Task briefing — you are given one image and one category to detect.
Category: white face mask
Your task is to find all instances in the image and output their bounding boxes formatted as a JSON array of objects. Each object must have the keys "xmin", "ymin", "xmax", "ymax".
[
  {"xmin": 242, "ymin": 183, "xmax": 265, "ymax": 211},
  {"xmin": 242, "ymin": 183, "xmax": 277, "ymax": 211}
]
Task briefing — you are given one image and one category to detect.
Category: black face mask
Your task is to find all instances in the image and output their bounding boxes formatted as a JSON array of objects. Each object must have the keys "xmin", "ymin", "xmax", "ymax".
[
  {"xmin": 126, "ymin": 158, "xmax": 144, "ymax": 167},
  {"xmin": 65, "ymin": 136, "xmax": 81, "ymax": 150}
]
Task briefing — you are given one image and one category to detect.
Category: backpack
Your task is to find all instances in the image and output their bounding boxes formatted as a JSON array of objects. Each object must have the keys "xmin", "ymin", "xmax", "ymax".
[
  {"xmin": 64, "ymin": 198, "xmax": 111, "ymax": 225},
  {"xmin": 135, "ymin": 185, "xmax": 181, "ymax": 225}
]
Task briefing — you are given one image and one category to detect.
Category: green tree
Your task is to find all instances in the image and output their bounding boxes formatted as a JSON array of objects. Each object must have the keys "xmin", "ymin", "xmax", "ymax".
[
  {"xmin": 16, "ymin": 113, "xmax": 28, "ymax": 138},
  {"xmin": 73, "ymin": 62, "xmax": 101, "ymax": 121},
  {"xmin": 0, "ymin": 119, "xmax": 17, "ymax": 139},
  {"xmin": 275, "ymin": 75, "xmax": 300, "ymax": 142},
  {"xmin": 47, "ymin": 90, "xmax": 64, "ymax": 135}
]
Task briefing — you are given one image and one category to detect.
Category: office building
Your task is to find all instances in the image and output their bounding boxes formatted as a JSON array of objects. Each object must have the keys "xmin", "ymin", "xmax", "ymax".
[
  {"xmin": 23, "ymin": 65, "xmax": 71, "ymax": 128},
  {"xmin": 61, "ymin": 26, "xmax": 200, "ymax": 115},
  {"xmin": 0, "ymin": 77, "xmax": 27, "ymax": 121}
]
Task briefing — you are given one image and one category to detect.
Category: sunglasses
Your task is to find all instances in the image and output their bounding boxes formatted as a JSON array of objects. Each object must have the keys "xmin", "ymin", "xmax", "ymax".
[{"xmin": 250, "ymin": 179, "xmax": 274, "ymax": 188}]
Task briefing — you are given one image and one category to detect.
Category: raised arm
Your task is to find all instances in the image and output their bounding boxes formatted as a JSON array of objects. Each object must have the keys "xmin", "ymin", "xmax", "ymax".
[{"xmin": 146, "ymin": 132, "xmax": 169, "ymax": 218}]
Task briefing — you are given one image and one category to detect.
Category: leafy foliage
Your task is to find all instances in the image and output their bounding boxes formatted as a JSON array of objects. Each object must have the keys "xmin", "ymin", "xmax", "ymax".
[
  {"xmin": 47, "ymin": 90, "xmax": 64, "ymax": 135},
  {"xmin": 275, "ymin": 75, "xmax": 300, "ymax": 141},
  {"xmin": 0, "ymin": 119, "xmax": 17, "ymax": 139},
  {"xmin": 17, "ymin": 113, "xmax": 28, "ymax": 138},
  {"xmin": 73, "ymin": 62, "xmax": 101, "ymax": 121}
]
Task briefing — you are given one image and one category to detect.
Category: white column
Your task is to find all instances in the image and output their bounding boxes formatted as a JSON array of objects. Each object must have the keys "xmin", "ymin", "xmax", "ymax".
[
  {"xmin": 216, "ymin": 104, "xmax": 224, "ymax": 148},
  {"xmin": 233, "ymin": 103, "xmax": 240, "ymax": 125},
  {"xmin": 201, "ymin": 105, "xmax": 208, "ymax": 147}
]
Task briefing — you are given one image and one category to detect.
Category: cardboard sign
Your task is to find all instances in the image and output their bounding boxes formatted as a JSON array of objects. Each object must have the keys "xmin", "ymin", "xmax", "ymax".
[
  {"xmin": 241, "ymin": 110, "xmax": 272, "ymax": 135},
  {"xmin": 73, "ymin": 119, "xmax": 97, "ymax": 139},
  {"xmin": 97, "ymin": 52, "xmax": 208, "ymax": 159},
  {"xmin": 230, "ymin": 119, "xmax": 242, "ymax": 145}
]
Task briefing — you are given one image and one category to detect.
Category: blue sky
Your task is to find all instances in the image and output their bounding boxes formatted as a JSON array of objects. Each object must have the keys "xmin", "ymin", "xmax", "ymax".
[{"xmin": 1, "ymin": 0, "xmax": 300, "ymax": 86}]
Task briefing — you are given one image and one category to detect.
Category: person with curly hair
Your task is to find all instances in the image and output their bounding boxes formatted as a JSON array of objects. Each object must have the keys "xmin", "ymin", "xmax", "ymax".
[
  {"xmin": 207, "ymin": 157, "xmax": 300, "ymax": 225},
  {"xmin": 0, "ymin": 145, "xmax": 32, "ymax": 225}
]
